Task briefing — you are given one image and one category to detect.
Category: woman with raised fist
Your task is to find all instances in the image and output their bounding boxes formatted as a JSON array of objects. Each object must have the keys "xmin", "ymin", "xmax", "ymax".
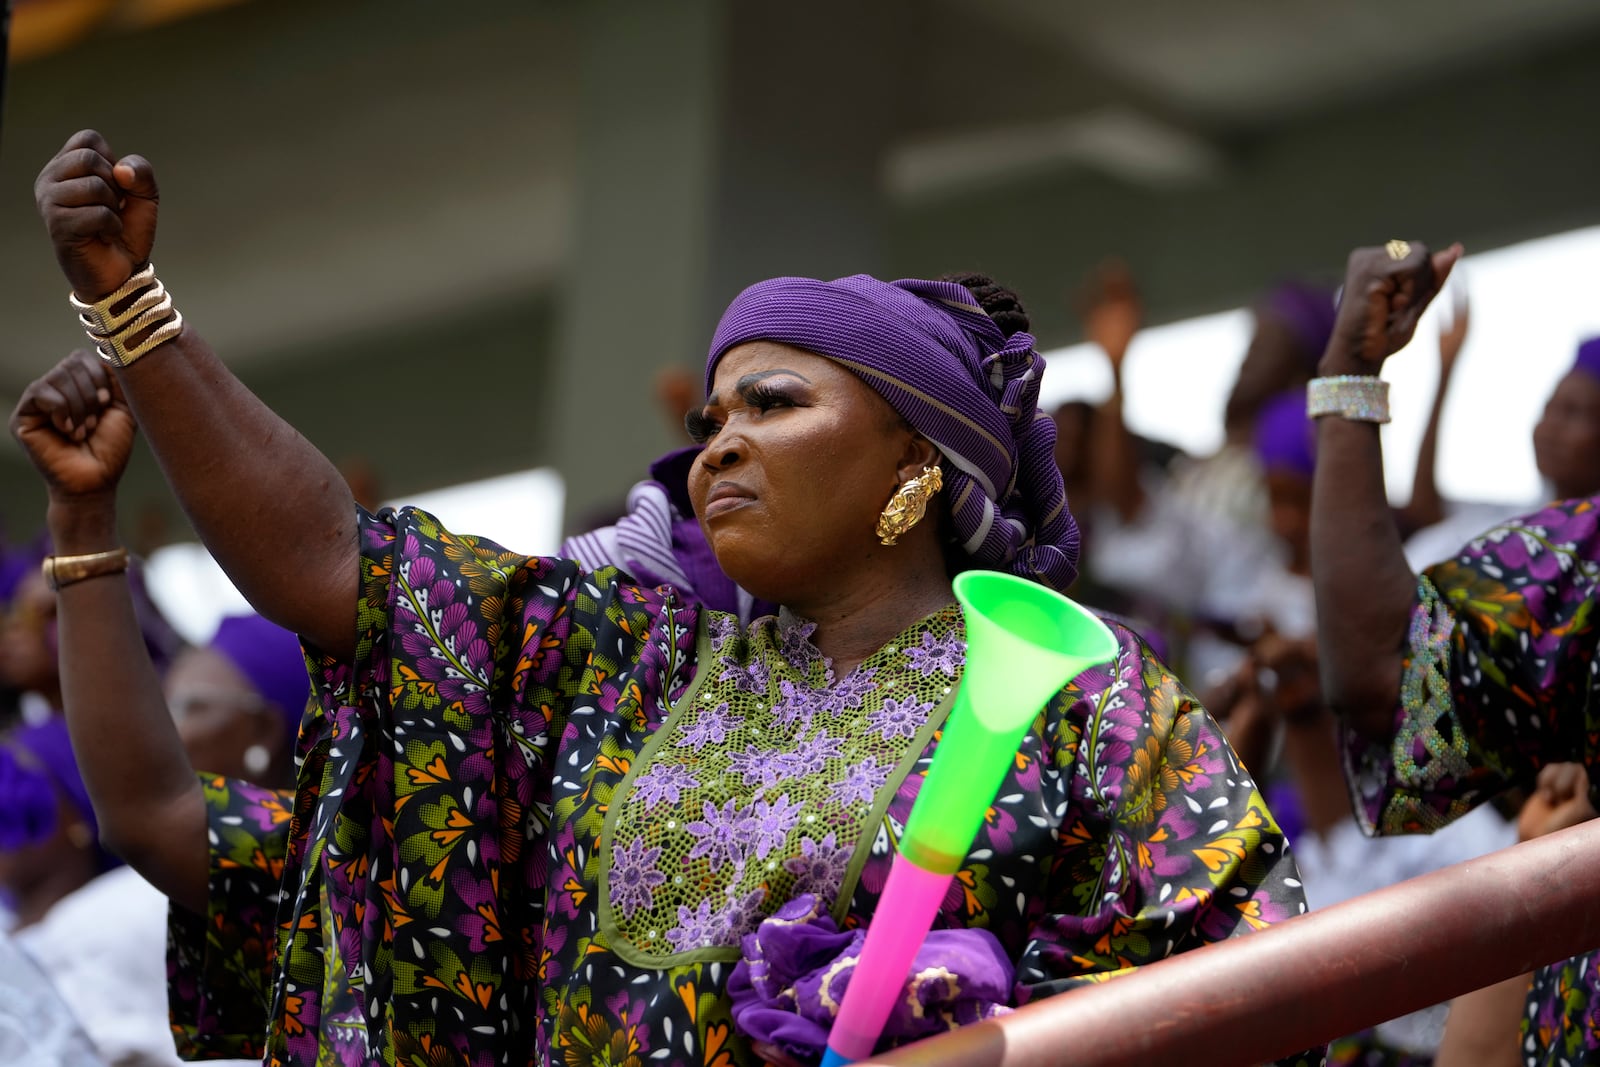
[{"xmin": 14, "ymin": 130, "xmax": 1317, "ymax": 1067}]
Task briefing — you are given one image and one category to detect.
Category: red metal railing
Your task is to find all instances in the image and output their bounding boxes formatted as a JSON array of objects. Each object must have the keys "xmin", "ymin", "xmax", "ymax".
[{"xmin": 866, "ymin": 818, "xmax": 1600, "ymax": 1066}]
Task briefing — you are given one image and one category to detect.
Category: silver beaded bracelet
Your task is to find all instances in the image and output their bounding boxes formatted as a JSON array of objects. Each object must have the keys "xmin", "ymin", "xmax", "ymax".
[{"xmin": 1307, "ymin": 375, "xmax": 1390, "ymax": 424}]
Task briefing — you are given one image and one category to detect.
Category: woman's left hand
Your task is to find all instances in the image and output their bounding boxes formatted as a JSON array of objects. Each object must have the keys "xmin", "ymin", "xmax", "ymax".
[
  {"xmin": 9, "ymin": 349, "xmax": 137, "ymax": 507},
  {"xmin": 1321, "ymin": 240, "xmax": 1463, "ymax": 375}
]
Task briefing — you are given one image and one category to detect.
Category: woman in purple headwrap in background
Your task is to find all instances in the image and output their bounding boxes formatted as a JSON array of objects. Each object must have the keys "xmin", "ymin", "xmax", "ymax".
[
  {"xmin": 0, "ymin": 594, "xmax": 302, "ymax": 1066},
  {"xmin": 165, "ymin": 612, "xmax": 309, "ymax": 789},
  {"xmin": 13, "ymin": 130, "xmax": 1319, "ymax": 1067},
  {"xmin": 1079, "ymin": 272, "xmax": 1453, "ymax": 694},
  {"xmin": 1079, "ymin": 277, "xmax": 1340, "ymax": 688}
]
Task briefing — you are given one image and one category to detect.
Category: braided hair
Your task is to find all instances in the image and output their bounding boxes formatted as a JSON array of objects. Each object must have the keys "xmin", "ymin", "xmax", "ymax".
[{"xmin": 939, "ymin": 271, "xmax": 1031, "ymax": 338}]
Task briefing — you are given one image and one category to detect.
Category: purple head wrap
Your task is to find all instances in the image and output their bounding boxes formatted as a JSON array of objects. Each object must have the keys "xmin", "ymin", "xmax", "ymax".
[
  {"xmin": 1253, "ymin": 389, "xmax": 1316, "ymax": 481},
  {"xmin": 0, "ymin": 717, "xmax": 118, "ymax": 871},
  {"xmin": 707, "ymin": 275, "xmax": 1080, "ymax": 590},
  {"xmin": 1260, "ymin": 281, "xmax": 1338, "ymax": 365},
  {"xmin": 207, "ymin": 614, "xmax": 311, "ymax": 744},
  {"xmin": 1572, "ymin": 336, "xmax": 1600, "ymax": 382}
]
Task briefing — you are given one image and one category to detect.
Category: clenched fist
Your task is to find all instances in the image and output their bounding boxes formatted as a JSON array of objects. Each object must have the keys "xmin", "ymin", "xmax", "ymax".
[
  {"xmin": 9, "ymin": 350, "xmax": 137, "ymax": 504},
  {"xmin": 1322, "ymin": 240, "xmax": 1463, "ymax": 374},
  {"xmin": 35, "ymin": 129, "xmax": 162, "ymax": 303}
]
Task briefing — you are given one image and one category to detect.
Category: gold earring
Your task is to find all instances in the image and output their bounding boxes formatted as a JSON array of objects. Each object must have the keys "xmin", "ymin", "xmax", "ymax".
[{"xmin": 876, "ymin": 466, "xmax": 943, "ymax": 546}]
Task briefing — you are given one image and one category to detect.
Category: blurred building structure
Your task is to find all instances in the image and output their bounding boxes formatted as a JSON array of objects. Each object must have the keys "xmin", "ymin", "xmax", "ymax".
[{"xmin": 2, "ymin": 0, "xmax": 1600, "ymax": 537}]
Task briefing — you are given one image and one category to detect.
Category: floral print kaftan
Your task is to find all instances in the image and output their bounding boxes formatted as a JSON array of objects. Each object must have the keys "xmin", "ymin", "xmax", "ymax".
[
  {"xmin": 1343, "ymin": 496, "xmax": 1600, "ymax": 1067},
  {"xmin": 168, "ymin": 507, "xmax": 1318, "ymax": 1066}
]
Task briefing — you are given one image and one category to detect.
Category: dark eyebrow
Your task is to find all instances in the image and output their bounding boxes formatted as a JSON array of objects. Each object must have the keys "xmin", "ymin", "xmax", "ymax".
[
  {"xmin": 737, "ymin": 369, "xmax": 811, "ymax": 390},
  {"xmin": 705, "ymin": 369, "xmax": 813, "ymax": 409}
]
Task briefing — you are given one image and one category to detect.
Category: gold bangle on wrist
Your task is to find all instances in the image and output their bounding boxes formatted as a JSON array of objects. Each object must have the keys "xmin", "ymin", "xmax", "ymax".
[
  {"xmin": 67, "ymin": 263, "xmax": 184, "ymax": 369},
  {"xmin": 42, "ymin": 548, "xmax": 130, "ymax": 591},
  {"xmin": 68, "ymin": 264, "xmax": 156, "ymax": 332}
]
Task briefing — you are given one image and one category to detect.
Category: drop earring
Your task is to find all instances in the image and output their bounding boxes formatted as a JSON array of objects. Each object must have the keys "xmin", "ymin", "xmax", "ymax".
[{"xmin": 875, "ymin": 466, "xmax": 944, "ymax": 546}]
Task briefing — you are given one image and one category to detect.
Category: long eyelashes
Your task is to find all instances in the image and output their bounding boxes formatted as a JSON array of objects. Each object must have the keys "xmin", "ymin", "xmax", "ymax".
[
  {"xmin": 742, "ymin": 382, "xmax": 795, "ymax": 412},
  {"xmin": 685, "ymin": 384, "xmax": 799, "ymax": 444},
  {"xmin": 685, "ymin": 408, "xmax": 716, "ymax": 444}
]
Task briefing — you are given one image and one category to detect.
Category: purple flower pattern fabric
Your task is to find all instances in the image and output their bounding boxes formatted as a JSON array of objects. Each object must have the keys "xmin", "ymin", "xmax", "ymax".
[
  {"xmin": 165, "ymin": 506, "xmax": 1319, "ymax": 1067},
  {"xmin": 1341, "ymin": 497, "xmax": 1600, "ymax": 1066}
]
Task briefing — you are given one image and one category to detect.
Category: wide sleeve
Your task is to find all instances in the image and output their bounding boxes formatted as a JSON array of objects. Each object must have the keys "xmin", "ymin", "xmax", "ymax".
[
  {"xmin": 167, "ymin": 775, "xmax": 295, "ymax": 1061},
  {"xmin": 1014, "ymin": 625, "xmax": 1322, "ymax": 1067},
  {"xmin": 302, "ymin": 504, "xmax": 595, "ymax": 745},
  {"xmin": 1341, "ymin": 498, "xmax": 1600, "ymax": 836},
  {"xmin": 265, "ymin": 506, "xmax": 624, "ymax": 1061}
]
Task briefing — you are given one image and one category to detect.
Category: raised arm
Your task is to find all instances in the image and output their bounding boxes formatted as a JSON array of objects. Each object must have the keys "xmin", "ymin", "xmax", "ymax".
[
  {"xmin": 1083, "ymin": 263, "xmax": 1147, "ymax": 524},
  {"xmin": 1310, "ymin": 242, "xmax": 1461, "ymax": 738},
  {"xmin": 34, "ymin": 130, "xmax": 357, "ymax": 657},
  {"xmin": 1395, "ymin": 292, "xmax": 1469, "ymax": 538},
  {"xmin": 7, "ymin": 351, "xmax": 205, "ymax": 913}
]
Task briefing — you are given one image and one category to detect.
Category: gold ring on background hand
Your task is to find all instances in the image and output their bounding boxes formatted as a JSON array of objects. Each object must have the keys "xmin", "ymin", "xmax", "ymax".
[{"xmin": 1385, "ymin": 239, "xmax": 1412, "ymax": 261}]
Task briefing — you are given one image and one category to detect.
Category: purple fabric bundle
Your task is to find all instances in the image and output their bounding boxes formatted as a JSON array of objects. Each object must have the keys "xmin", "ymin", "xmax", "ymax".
[
  {"xmin": 1573, "ymin": 336, "xmax": 1600, "ymax": 382},
  {"xmin": 1253, "ymin": 389, "xmax": 1316, "ymax": 481},
  {"xmin": 726, "ymin": 894, "xmax": 1013, "ymax": 1063},
  {"xmin": 707, "ymin": 275, "xmax": 1081, "ymax": 591},
  {"xmin": 1261, "ymin": 281, "xmax": 1338, "ymax": 365},
  {"xmin": 207, "ymin": 614, "xmax": 311, "ymax": 744}
]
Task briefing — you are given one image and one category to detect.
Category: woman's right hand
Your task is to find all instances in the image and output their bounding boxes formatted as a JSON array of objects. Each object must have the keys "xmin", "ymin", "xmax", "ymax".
[
  {"xmin": 1321, "ymin": 240, "xmax": 1463, "ymax": 376},
  {"xmin": 34, "ymin": 129, "xmax": 161, "ymax": 302},
  {"xmin": 9, "ymin": 350, "xmax": 137, "ymax": 505}
]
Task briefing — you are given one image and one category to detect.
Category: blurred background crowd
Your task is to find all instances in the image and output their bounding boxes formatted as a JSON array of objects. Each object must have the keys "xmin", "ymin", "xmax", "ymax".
[{"xmin": 3, "ymin": 1, "xmax": 1600, "ymax": 1064}]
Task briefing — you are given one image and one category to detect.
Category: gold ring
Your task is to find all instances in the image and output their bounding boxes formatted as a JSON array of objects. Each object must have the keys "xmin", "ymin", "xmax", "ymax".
[{"xmin": 1385, "ymin": 239, "xmax": 1411, "ymax": 261}]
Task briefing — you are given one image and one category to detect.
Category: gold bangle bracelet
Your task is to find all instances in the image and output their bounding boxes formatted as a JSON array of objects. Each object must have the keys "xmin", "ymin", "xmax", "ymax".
[
  {"xmin": 67, "ymin": 264, "xmax": 184, "ymax": 369},
  {"xmin": 68, "ymin": 264, "xmax": 158, "ymax": 333},
  {"xmin": 75, "ymin": 280, "xmax": 167, "ymax": 337},
  {"xmin": 95, "ymin": 309, "xmax": 184, "ymax": 367},
  {"xmin": 42, "ymin": 547, "xmax": 130, "ymax": 591}
]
